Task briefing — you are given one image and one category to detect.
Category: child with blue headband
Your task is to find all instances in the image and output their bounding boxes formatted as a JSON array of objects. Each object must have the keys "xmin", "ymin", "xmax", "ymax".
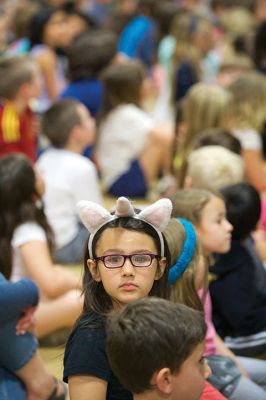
[
  {"xmin": 63, "ymin": 196, "xmax": 217, "ymax": 400},
  {"xmin": 169, "ymin": 188, "xmax": 266, "ymax": 400}
]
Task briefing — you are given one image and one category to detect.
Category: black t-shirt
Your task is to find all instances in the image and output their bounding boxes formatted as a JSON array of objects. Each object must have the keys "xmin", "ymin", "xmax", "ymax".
[{"xmin": 63, "ymin": 312, "xmax": 133, "ymax": 400}]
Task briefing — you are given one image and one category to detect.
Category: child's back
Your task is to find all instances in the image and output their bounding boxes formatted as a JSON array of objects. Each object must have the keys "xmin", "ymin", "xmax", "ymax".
[
  {"xmin": 96, "ymin": 61, "xmax": 175, "ymax": 198},
  {"xmin": 37, "ymin": 99, "xmax": 102, "ymax": 263}
]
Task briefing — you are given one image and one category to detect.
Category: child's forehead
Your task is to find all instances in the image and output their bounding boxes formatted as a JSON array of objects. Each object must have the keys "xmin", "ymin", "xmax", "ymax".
[
  {"xmin": 202, "ymin": 195, "xmax": 225, "ymax": 215},
  {"xmin": 95, "ymin": 226, "xmax": 156, "ymax": 249}
]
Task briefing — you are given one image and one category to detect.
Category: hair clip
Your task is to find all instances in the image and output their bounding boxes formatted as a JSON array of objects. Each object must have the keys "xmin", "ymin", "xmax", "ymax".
[
  {"xmin": 77, "ymin": 197, "xmax": 172, "ymax": 258},
  {"xmin": 168, "ymin": 218, "xmax": 197, "ymax": 284}
]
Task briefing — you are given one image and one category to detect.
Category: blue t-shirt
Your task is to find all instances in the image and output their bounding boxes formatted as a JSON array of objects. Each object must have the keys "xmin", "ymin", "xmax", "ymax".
[
  {"xmin": 60, "ymin": 79, "xmax": 103, "ymax": 118},
  {"xmin": 118, "ymin": 16, "xmax": 157, "ymax": 69},
  {"xmin": 64, "ymin": 312, "xmax": 133, "ymax": 400}
]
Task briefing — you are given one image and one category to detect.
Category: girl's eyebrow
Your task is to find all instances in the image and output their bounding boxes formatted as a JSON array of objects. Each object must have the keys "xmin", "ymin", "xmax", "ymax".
[{"xmin": 102, "ymin": 249, "xmax": 155, "ymax": 255}]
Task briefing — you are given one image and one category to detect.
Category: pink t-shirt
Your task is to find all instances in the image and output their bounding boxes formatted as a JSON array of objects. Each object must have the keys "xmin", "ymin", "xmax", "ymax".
[{"xmin": 198, "ymin": 289, "xmax": 217, "ymax": 356}]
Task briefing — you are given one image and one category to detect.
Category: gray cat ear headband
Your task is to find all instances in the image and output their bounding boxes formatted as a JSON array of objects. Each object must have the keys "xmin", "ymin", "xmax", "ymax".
[{"xmin": 77, "ymin": 196, "xmax": 173, "ymax": 259}]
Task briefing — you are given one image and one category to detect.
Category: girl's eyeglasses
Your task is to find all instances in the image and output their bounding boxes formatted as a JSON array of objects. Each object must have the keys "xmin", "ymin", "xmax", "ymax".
[{"xmin": 94, "ymin": 253, "xmax": 159, "ymax": 269}]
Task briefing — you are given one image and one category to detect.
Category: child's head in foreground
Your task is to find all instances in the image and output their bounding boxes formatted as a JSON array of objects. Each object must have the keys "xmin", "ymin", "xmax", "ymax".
[
  {"xmin": 77, "ymin": 197, "xmax": 172, "ymax": 314},
  {"xmin": 106, "ymin": 297, "xmax": 210, "ymax": 400},
  {"xmin": 76, "ymin": 196, "xmax": 203, "ymax": 314}
]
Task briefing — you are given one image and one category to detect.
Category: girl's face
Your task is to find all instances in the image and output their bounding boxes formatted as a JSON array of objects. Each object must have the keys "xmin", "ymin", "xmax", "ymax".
[
  {"xmin": 195, "ymin": 195, "xmax": 233, "ymax": 255},
  {"xmin": 43, "ymin": 11, "xmax": 69, "ymax": 47},
  {"xmin": 87, "ymin": 227, "xmax": 166, "ymax": 308}
]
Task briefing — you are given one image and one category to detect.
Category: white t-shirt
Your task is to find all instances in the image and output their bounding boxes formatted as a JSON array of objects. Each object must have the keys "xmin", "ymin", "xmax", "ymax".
[
  {"xmin": 11, "ymin": 223, "xmax": 46, "ymax": 282},
  {"xmin": 37, "ymin": 149, "xmax": 102, "ymax": 249},
  {"xmin": 232, "ymin": 128, "xmax": 262, "ymax": 151},
  {"xmin": 96, "ymin": 104, "xmax": 155, "ymax": 189}
]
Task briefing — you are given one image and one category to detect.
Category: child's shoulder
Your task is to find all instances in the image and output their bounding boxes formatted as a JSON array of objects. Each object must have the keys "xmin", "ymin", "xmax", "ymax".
[
  {"xmin": 106, "ymin": 104, "xmax": 154, "ymax": 127},
  {"xmin": 12, "ymin": 222, "xmax": 46, "ymax": 247}
]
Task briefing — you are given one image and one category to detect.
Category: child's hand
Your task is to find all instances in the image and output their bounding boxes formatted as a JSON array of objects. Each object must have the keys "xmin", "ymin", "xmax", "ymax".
[{"xmin": 16, "ymin": 307, "xmax": 37, "ymax": 335}]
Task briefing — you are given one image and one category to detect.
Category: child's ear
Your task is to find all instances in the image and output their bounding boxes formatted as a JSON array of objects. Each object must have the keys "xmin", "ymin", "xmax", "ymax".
[
  {"xmin": 87, "ymin": 259, "xmax": 101, "ymax": 282},
  {"xmin": 155, "ymin": 257, "xmax": 167, "ymax": 280},
  {"xmin": 151, "ymin": 368, "xmax": 172, "ymax": 395}
]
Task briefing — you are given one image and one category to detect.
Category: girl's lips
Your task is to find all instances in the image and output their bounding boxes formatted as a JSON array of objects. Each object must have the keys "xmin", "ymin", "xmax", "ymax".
[{"xmin": 120, "ymin": 283, "xmax": 138, "ymax": 291}]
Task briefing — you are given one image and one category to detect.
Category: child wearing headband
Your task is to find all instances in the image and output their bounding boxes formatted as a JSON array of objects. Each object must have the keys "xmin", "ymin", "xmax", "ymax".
[
  {"xmin": 63, "ymin": 196, "xmax": 172, "ymax": 399},
  {"xmin": 169, "ymin": 188, "xmax": 266, "ymax": 400},
  {"xmin": 64, "ymin": 196, "xmax": 220, "ymax": 400}
]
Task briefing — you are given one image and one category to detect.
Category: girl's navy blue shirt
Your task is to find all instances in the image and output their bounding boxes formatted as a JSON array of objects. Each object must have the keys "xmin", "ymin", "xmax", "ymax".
[{"xmin": 63, "ymin": 311, "xmax": 133, "ymax": 400}]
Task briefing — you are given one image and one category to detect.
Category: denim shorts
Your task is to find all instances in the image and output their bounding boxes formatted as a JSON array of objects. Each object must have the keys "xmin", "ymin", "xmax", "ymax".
[
  {"xmin": 0, "ymin": 368, "xmax": 26, "ymax": 400},
  {"xmin": 108, "ymin": 159, "xmax": 148, "ymax": 198},
  {"xmin": 0, "ymin": 319, "xmax": 38, "ymax": 371},
  {"xmin": 0, "ymin": 319, "xmax": 38, "ymax": 400}
]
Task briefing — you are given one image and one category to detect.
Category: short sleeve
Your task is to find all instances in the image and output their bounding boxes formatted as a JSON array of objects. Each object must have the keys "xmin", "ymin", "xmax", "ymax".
[
  {"xmin": 232, "ymin": 129, "xmax": 262, "ymax": 151},
  {"xmin": 63, "ymin": 324, "xmax": 111, "ymax": 383},
  {"xmin": 12, "ymin": 223, "xmax": 46, "ymax": 248}
]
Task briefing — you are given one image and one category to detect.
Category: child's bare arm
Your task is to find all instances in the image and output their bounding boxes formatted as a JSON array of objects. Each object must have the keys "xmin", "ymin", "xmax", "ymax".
[
  {"xmin": 242, "ymin": 149, "xmax": 266, "ymax": 192},
  {"xmin": 69, "ymin": 375, "xmax": 107, "ymax": 400},
  {"xmin": 20, "ymin": 240, "xmax": 81, "ymax": 298}
]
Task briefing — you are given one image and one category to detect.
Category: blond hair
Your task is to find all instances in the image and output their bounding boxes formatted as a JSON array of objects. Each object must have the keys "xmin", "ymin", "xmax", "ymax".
[
  {"xmin": 170, "ymin": 188, "xmax": 214, "ymax": 226},
  {"xmin": 228, "ymin": 71, "xmax": 266, "ymax": 132},
  {"xmin": 186, "ymin": 145, "xmax": 245, "ymax": 191},
  {"xmin": 183, "ymin": 83, "xmax": 232, "ymax": 153}
]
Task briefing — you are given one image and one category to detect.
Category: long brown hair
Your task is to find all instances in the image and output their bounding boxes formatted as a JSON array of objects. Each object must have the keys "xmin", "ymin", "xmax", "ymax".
[{"xmin": 0, "ymin": 154, "xmax": 54, "ymax": 279}]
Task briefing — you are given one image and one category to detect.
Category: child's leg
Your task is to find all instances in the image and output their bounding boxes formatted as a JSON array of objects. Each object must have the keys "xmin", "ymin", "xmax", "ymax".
[
  {"xmin": 237, "ymin": 357, "xmax": 266, "ymax": 391},
  {"xmin": 139, "ymin": 123, "xmax": 175, "ymax": 183},
  {"xmin": 35, "ymin": 289, "xmax": 83, "ymax": 338},
  {"xmin": 0, "ymin": 319, "xmax": 65, "ymax": 400},
  {"xmin": 0, "ymin": 367, "xmax": 26, "ymax": 400},
  {"xmin": 15, "ymin": 352, "xmax": 65, "ymax": 400},
  {"xmin": 230, "ymin": 376, "xmax": 266, "ymax": 400}
]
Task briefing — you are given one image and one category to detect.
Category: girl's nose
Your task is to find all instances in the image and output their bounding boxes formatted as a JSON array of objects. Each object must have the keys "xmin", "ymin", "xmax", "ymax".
[
  {"xmin": 226, "ymin": 219, "xmax": 233, "ymax": 232},
  {"xmin": 121, "ymin": 258, "xmax": 135, "ymax": 276}
]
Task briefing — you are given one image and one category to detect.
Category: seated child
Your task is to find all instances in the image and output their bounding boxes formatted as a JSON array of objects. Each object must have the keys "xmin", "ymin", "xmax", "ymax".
[
  {"xmin": 0, "ymin": 56, "xmax": 40, "ymax": 162},
  {"xmin": 96, "ymin": 60, "xmax": 175, "ymax": 198},
  {"xmin": 210, "ymin": 182, "xmax": 266, "ymax": 357},
  {"xmin": 183, "ymin": 145, "xmax": 244, "ymax": 192},
  {"xmin": 106, "ymin": 297, "xmax": 211, "ymax": 400},
  {"xmin": 37, "ymin": 99, "xmax": 102, "ymax": 263},
  {"xmin": 0, "ymin": 153, "xmax": 83, "ymax": 339},
  {"xmin": 61, "ymin": 30, "xmax": 117, "ymax": 118},
  {"xmin": 170, "ymin": 188, "xmax": 266, "ymax": 399},
  {"xmin": 0, "ymin": 272, "xmax": 66, "ymax": 400}
]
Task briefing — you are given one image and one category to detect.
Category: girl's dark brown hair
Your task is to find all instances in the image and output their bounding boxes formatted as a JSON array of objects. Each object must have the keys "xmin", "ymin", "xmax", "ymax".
[{"xmin": 0, "ymin": 154, "xmax": 54, "ymax": 279}]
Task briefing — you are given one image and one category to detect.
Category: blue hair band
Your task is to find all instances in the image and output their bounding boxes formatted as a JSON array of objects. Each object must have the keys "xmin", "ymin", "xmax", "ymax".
[{"xmin": 168, "ymin": 218, "xmax": 197, "ymax": 285}]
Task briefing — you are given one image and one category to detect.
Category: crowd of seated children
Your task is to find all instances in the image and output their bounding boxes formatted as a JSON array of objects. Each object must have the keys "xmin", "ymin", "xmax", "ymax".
[{"xmin": 1, "ymin": 1, "xmax": 266, "ymax": 399}]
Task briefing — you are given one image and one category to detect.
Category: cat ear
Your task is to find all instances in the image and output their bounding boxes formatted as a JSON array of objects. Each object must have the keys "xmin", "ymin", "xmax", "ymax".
[
  {"xmin": 77, "ymin": 200, "xmax": 114, "ymax": 233},
  {"xmin": 115, "ymin": 196, "xmax": 135, "ymax": 217},
  {"xmin": 138, "ymin": 198, "xmax": 172, "ymax": 232}
]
